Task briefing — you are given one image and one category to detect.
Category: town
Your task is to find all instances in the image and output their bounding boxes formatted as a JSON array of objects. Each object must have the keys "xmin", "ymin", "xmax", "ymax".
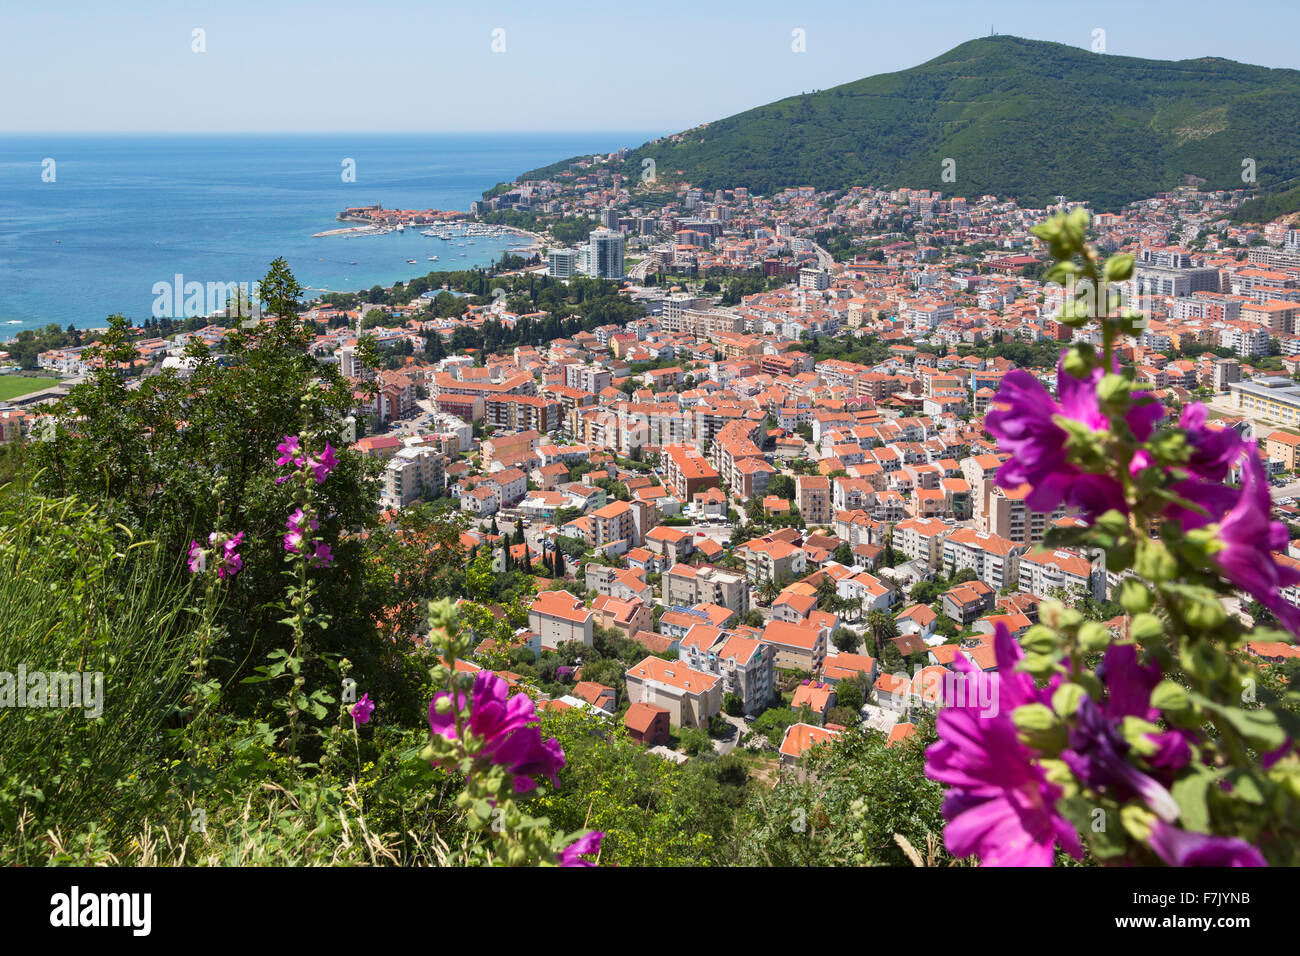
[{"xmin": 6, "ymin": 164, "xmax": 1300, "ymax": 774}]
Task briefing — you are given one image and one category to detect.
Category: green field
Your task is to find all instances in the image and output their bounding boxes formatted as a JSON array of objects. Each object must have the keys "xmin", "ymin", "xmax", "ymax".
[{"xmin": 0, "ymin": 376, "xmax": 61, "ymax": 401}]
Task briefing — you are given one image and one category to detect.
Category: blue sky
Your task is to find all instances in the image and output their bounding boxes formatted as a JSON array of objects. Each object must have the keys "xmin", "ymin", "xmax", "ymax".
[{"xmin": 3, "ymin": 0, "xmax": 1298, "ymax": 134}]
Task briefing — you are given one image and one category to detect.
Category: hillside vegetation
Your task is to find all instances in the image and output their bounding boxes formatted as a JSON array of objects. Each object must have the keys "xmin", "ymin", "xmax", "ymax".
[{"xmin": 516, "ymin": 35, "xmax": 1300, "ymax": 211}]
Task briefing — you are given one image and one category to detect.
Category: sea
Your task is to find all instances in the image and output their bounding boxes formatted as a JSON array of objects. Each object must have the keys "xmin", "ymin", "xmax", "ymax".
[{"xmin": 0, "ymin": 132, "xmax": 659, "ymax": 336}]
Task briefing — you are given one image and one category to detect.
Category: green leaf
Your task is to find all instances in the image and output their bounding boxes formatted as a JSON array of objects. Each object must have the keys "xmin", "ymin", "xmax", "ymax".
[
  {"xmin": 1103, "ymin": 253, "xmax": 1134, "ymax": 282},
  {"xmin": 1197, "ymin": 696, "xmax": 1287, "ymax": 751}
]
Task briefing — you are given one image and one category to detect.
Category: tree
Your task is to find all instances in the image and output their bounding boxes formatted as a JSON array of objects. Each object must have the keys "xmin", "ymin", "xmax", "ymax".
[
  {"xmin": 679, "ymin": 727, "xmax": 713, "ymax": 757},
  {"xmin": 867, "ymin": 610, "xmax": 900, "ymax": 653},
  {"xmin": 833, "ymin": 542, "xmax": 853, "ymax": 565},
  {"xmin": 816, "ymin": 574, "xmax": 838, "ymax": 609},
  {"xmin": 466, "ymin": 549, "xmax": 496, "ymax": 603},
  {"xmin": 835, "ymin": 679, "xmax": 864, "ymax": 712},
  {"xmin": 767, "ymin": 474, "xmax": 796, "ymax": 501},
  {"xmin": 832, "ymin": 627, "xmax": 861, "ymax": 653}
]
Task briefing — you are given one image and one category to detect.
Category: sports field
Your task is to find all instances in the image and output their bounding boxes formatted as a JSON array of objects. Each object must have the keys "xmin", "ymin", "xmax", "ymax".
[{"xmin": 0, "ymin": 376, "xmax": 61, "ymax": 401}]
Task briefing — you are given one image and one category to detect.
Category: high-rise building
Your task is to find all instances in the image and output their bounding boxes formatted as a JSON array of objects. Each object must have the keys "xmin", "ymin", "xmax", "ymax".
[
  {"xmin": 548, "ymin": 248, "xmax": 578, "ymax": 278},
  {"xmin": 586, "ymin": 229, "xmax": 625, "ymax": 280}
]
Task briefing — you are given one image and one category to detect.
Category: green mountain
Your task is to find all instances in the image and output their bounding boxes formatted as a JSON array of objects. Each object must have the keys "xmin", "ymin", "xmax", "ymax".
[{"xmin": 513, "ymin": 35, "xmax": 1300, "ymax": 211}]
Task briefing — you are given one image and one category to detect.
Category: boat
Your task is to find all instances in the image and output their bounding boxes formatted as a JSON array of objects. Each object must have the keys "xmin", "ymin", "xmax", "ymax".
[
  {"xmin": 427, "ymin": 256, "xmax": 438, "ymax": 261},
  {"xmin": 406, "ymin": 258, "xmax": 418, "ymax": 264}
]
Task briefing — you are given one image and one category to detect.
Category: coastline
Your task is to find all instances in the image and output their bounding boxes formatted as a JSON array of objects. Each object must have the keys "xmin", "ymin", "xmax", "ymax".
[{"xmin": 3, "ymin": 131, "xmax": 653, "ymax": 330}]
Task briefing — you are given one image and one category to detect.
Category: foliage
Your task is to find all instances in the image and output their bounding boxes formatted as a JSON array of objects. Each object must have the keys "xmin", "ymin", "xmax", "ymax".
[{"xmin": 515, "ymin": 36, "xmax": 1300, "ymax": 210}]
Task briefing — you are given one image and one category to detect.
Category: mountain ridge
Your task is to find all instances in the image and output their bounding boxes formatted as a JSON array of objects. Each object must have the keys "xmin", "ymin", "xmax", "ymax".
[{"xmin": 505, "ymin": 35, "xmax": 1300, "ymax": 212}]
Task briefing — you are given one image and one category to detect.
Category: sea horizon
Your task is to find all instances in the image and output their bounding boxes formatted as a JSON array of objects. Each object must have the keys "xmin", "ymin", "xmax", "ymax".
[{"xmin": 0, "ymin": 131, "xmax": 662, "ymax": 337}]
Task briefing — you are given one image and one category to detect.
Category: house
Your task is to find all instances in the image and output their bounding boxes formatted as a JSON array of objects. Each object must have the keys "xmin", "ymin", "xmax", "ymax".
[
  {"xmin": 941, "ymin": 580, "xmax": 996, "ymax": 625},
  {"xmin": 571, "ymin": 680, "xmax": 617, "ymax": 714},
  {"xmin": 791, "ymin": 680, "xmax": 837, "ymax": 724},
  {"xmin": 585, "ymin": 564, "xmax": 654, "ymax": 603},
  {"xmin": 895, "ymin": 603, "xmax": 938, "ymax": 643},
  {"xmin": 624, "ymin": 655, "xmax": 722, "ymax": 729},
  {"xmin": 590, "ymin": 594, "xmax": 652, "ymax": 639},
  {"xmin": 886, "ymin": 722, "xmax": 918, "ymax": 748},
  {"xmin": 644, "ymin": 524, "xmax": 695, "ymax": 565},
  {"xmin": 772, "ymin": 589, "xmax": 820, "ymax": 622},
  {"xmin": 527, "ymin": 590, "xmax": 594, "ymax": 650},
  {"xmin": 778, "ymin": 722, "xmax": 842, "ymax": 773},
  {"xmin": 624, "ymin": 702, "xmax": 671, "ymax": 747},
  {"xmin": 821, "ymin": 652, "xmax": 876, "ymax": 685},
  {"xmin": 873, "ymin": 672, "xmax": 912, "ymax": 712}
]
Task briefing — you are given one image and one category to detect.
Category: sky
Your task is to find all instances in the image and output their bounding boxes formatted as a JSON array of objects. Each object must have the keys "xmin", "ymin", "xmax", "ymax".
[{"xmin": 3, "ymin": 0, "xmax": 1299, "ymax": 135}]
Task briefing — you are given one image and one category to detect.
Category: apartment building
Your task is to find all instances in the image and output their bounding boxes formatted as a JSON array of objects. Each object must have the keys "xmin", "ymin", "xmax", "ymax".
[
  {"xmin": 759, "ymin": 619, "xmax": 828, "ymax": 673},
  {"xmin": 796, "ymin": 475, "xmax": 831, "ymax": 526},
  {"xmin": 1265, "ymin": 430, "xmax": 1300, "ymax": 471},
  {"xmin": 942, "ymin": 528, "xmax": 1027, "ymax": 591},
  {"xmin": 680, "ymin": 631, "xmax": 775, "ymax": 717},
  {"xmin": 1018, "ymin": 548, "xmax": 1104, "ymax": 601},
  {"xmin": 661, "ymin": 563, "xmax": 750, "ymax": 613},
  {"xmin": 380, "ymin": 446, "xmax": 446, "ymax": 509},
  {"xmin": 588, "ymin": 499, "xmax": 639, "ymax": 549},
  {"xmin": 738, "ymin": 532, "xmax": 807, "ymax": 586},
  {"xmin": 662, "ymin": 443, "xmax": 721, "ymax": 499},
  {"xmin": 485, "ymin": 394, "xmax": 562, "ymax": 434},
  {"xmin": 891, "ymin": 516, "xmax": 952, "ymax": 570},
  {"xmin": 624, "ymin": 655, "xmax": 721, "ymax": 729},
  {"xmin": 985, "ymin": 484, "xmax": 1068, "ymax": 545},
  {"xmin": 527, "ymin": 590, "xmax": 594, "ymax": 650}
]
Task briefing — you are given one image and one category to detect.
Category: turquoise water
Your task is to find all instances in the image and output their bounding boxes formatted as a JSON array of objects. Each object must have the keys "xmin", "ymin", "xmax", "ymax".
[{"xmin": 0, "ymin": 133, "xmax": 656, "ymax": 333}]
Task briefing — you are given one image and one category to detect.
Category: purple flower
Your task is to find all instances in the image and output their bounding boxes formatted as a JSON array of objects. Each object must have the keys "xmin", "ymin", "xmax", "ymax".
[
  {"xmin": 1164, "ymin": 478, "xmax": 1242, "ymax": 532},
  {"xmin": 276, "ymin": 435, "xmax": 304, "ymax": 467},
  {"xmin": 985, "ymin": 353, "xmax": 1162, "ymax": 519},
  {"xmin": 214, "ymin": 530, "xmax": 245, "ymax": 579},
  {"xmin": 189, "ymin": 531, "xmax": 244, "ymax": 579},
  {"xmin": 429, "ymin": 670, "xmax": 565, "ymax": 793},
  {"xmin": 309, "ymin": 542, "xmax": 334, "ymax": 568},
  {"xmin": 925, "ymin": 624, "xmax": 1082, "ymax": 866},
  {"xmin": 309, "ymin": 443, "xmax": 338, "ymax": 484},
  {"xmin": 284, "ymin": 508, "xmax": 320, "ymax": 555},
  {"xmin": 558, "ymin": 831, "xmax": 604, "ymax": 867},
  {"xmin": 1214, "ymin": 446, "xmax": 1300, "ymax": 634},
  {"xmin": 1062, "ymin": 695, "xmax": 1180, "ymax": 823},
  {"xmin": 1179, "ymin": 403, "xmax": 1245, "ymax": 482},
  {"xmin": 351, "ymin": 693, "xmax": 374, "ymax": 725},
  {"xmin": 1096, "ymin": 642, "xmax": 1161, "ymax": 723},
  {"xmin": 1147, "ymin": 821, "xmax": 1267, "ymax": 867},
  {"xmin": 1145, "ymin": 728, "xmax": 1197, "ymax": 771},
  {"xmin": 1093, "ymin": 643, "xmax": 1197, "ymax": 773}
]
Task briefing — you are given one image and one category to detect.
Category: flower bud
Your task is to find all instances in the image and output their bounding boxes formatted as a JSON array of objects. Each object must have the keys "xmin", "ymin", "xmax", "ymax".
[{"xmin": 1119, "ymin": 578, "xmax": 1152, "ymax": 614}]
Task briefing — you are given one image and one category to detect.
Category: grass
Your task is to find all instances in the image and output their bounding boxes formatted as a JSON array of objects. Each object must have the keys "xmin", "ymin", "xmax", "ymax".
[
  {"xmin": 0, "ymin": 491, "xmax": 208, "ymax": 861},
  {"xmin": 0, "ymin": 376, "xmax": 61, "ymax": 401}
]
